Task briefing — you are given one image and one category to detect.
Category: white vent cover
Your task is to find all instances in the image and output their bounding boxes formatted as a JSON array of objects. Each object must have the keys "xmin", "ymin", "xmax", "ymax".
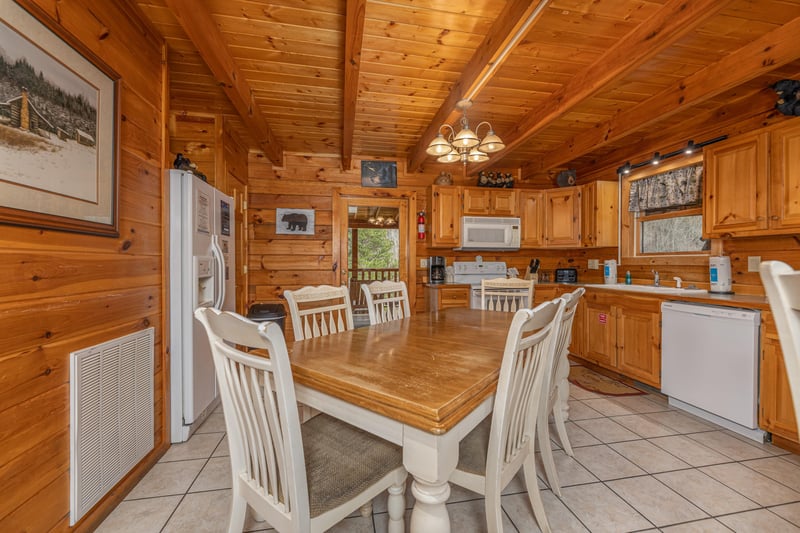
[{"xmin": 70, "ymin": 328, "xmax": 154, "ymax": 525}]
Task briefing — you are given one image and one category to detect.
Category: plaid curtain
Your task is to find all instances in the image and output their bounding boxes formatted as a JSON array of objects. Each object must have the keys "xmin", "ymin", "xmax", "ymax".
[{"xmin": 628, "ymin": 164, "xmax": 703, "ymax": 212}]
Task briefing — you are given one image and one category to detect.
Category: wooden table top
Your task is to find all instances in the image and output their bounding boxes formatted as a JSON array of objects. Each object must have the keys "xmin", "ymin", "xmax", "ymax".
[{"xmin": 288, "ymin": 308, "xmax": 515, "ymax": 434}]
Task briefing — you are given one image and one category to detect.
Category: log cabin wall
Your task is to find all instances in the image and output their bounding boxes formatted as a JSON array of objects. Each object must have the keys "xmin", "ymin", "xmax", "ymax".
[
  {"xmin": 247, "ymin": 152, "xmax": 612, "ymax": 341},
  {"xmin": 0, "ymin": 1, "xmax": 167, "ymax": 531}
]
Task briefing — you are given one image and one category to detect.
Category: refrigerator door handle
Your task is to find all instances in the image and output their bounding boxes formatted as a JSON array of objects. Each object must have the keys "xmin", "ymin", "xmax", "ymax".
[{"xmin": 211, "ymin": 235, "xmax": 226, "ymax": 310}]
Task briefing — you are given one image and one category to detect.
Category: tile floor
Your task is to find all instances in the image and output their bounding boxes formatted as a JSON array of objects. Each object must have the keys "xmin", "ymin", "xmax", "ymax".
[{"xmin": 98, "ymin": 372, "xmax": 800, "ymax": 532}]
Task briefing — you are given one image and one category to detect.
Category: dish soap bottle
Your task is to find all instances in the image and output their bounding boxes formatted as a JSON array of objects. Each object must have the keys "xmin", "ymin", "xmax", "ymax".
[{"xmin": 625, "ymin": 270, "xmax": 632, "ymax": 285}]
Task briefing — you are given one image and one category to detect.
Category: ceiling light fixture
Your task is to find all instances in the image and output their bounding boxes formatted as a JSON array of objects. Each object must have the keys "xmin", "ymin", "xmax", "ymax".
[
  {"xmin": 616, "ymin": 136, "xmax": 727, "ymax": 176},
  {"xmin": 426, "ymin": 99, "xmax": 505, "ymax": 165}
]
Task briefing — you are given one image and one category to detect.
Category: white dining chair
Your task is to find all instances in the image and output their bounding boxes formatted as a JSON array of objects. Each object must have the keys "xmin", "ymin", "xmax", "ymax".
[
  {"xmin": 450, "ymin": 298, "xmax": 566, "ymax": 533},
  {"xmin": 194, "ymin": 307, "xmax": 407, "ymax": 533},
  {"xmin": 361, "ymin": 280, "xmax": 411, "ymax": 325},
  {"xmin": 480, "ymin": 277, "xmax": 535, "ymax": 312},
  {"xmin": 537, "ymin": 287, "xmax": 585, "ymax": 496},
  {"xmin": 284, "ymin": 285, "xmax": 354, "ymax": 341},
  {"xmin": 760, "ymin": 260, "xmax": 800, "ymax": 432}
]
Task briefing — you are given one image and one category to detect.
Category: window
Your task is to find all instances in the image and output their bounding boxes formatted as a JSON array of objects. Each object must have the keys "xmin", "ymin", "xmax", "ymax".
[{"xmin": 621, "ymin": 158, "xmax": 709, "ymax": 259}]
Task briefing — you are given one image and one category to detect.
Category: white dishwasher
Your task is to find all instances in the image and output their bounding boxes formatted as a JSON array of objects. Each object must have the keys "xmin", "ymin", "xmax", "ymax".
[{"xmin": 661, "ymin": 301, "xmax": 764, "ymax": 441}]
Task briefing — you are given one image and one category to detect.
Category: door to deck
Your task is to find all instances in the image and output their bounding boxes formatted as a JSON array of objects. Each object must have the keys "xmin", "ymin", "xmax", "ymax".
[{"xmin": 333, "ymin": 189, "xmax": 416, "ymax": 323}]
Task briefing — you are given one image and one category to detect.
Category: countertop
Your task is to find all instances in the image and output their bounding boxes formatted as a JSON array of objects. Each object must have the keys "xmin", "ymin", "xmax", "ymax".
[{"xmin": 534, "ymin": 282, "xmax": 769, "ymax": 310}]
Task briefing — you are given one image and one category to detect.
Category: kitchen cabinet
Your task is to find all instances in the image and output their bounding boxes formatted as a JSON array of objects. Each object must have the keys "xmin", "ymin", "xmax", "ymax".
[
  {"xmin": 581, "ymin": 291, "xmax": 661, "ymax": 387},
  {"xmin": 428, "ymin": 185, "xmax": 461, "ymax": 247},
  {"xmin": 759, "ymin": 311, "xmax": 799, "ymax": 445},
  {"xmin": 704, "ymin": 121, "xmax": 800, "ymax": 238},
  {"xmin": 463, "ymin": 188, "xmax": 519, "ymax": 216},
  {"xmin": 534, "ymin": 284, "xmax": 586, "ymax": 357},
  {"xmin": 519, "ymin": 190, "xmax": 545, "ymax": 248},
  {"xmin": 544, "ymin": 188, "xmax": 581, "ymax": 247},
  {"xmin": 581, "ymin": 180, "xmax": 618, "ymax": 247},
  {"xmin": 426, "ymin": 284, "xmax": 470, "ymax": 311}
]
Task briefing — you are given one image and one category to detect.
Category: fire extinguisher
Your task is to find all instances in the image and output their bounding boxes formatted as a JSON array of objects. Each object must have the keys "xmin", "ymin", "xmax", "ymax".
[{"xmin": 417, "ymin": 211, "xmax": 426, "ymax": 240}]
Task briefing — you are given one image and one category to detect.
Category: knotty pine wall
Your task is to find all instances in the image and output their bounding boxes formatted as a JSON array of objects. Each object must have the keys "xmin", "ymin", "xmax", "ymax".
[
  {"xmin": 0, "ymin": 1, "xmax": 167, "ymax": 531},
  {"xmin": 247, "ymin": 153, "xmax": 613, "ymax": 341}
]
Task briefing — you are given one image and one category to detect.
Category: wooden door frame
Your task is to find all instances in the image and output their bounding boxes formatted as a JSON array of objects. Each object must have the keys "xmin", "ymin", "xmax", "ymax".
[{"xmin": 333, "ymin": 188, "xmax": 417, "ymax": 312}]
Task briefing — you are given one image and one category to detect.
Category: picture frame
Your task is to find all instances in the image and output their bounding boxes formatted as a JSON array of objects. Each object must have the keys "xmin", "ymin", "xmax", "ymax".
[
  {"xmin": 361, "ymin": 160, "xmax": 397, "ymax": 188},
  {"xmin": 276, "ymin": 208, "xmax": 315, "ymax": 236},
  {"xmin": 0, "ymin": 1, "xmax": 120, "ymax": 236}
]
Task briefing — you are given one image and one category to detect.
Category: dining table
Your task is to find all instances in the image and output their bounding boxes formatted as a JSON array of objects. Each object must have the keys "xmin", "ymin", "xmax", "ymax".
[{"xmin": 288, "ymin": 307, "xmax": 517, "ymax": 533}]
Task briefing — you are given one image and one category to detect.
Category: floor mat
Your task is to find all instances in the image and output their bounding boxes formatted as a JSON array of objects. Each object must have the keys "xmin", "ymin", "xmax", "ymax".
[{"xmin": 568, "ymin": 365, "xmax": 645, "ymax": 396}]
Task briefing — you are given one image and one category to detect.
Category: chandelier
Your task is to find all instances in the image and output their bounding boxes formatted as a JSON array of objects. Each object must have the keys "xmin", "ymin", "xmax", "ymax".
[
  {"xmin": 425, "ymin": 99, "xmax": 505, "ymax": 165},
  {"xmin": 367, "ymin": 215, "xmax": 396, "ymax": 227}
]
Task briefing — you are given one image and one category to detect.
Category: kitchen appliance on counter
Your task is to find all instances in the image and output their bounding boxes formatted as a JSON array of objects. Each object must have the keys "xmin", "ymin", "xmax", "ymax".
[
  {"xmin": 429, "ymin": 256, "xmax": 446, "ymax": 284},
  {"xmin": 555, "ymin": 268, "xmax": 578, "ymax": 283},
  {"xmin": 604, "ymin": 259, "xmax": 617, "ymax": 284},
  {"xmin": 661, "ymin": 301, "xmax": 763, "ymax": 441},
  {"xmin": 458, "ymin": 216, "xmax": 520, "ymax": 250},
  {"xmin": 709, "ymin": 256, "xmax": 733, "ymax": 293},
  {"xmin": 453, "ymin": 259, "xmax": 507, "ymax": 308},
  {"xmin": 168, "ymin": 169, "xmax": 235, "ymax": 443}
]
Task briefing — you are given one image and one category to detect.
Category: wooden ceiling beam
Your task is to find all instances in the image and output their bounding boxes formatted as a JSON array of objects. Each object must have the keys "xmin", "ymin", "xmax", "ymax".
[
  {"xmin": 527, "ymin": 14, "xmax": 800, "ymax": 176},
  {"xmin": 406, "ymin": 0, "xmax": 550, "ymax": 173},
  {"xmin": 163, "ymin": 0, "xmax": 284, "ymax": 166},
  {"xmin": 469, "ymin": 0, "xmax": 734, "ymax": 176},
  {"xmin": 342, "ymin": 0, "xmax": 367, "ymax": 171}
]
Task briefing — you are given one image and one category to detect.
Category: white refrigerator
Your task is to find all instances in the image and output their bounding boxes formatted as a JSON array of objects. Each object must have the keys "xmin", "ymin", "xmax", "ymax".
[{"xmin": 168, "ymin": 169, "xmax": 235, "ymax": 443}]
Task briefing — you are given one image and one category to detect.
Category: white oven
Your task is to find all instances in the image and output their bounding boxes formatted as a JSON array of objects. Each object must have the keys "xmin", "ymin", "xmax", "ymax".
[{"xmin": 452, "ymin": 260, "xmax": 507, "ymax": 309}]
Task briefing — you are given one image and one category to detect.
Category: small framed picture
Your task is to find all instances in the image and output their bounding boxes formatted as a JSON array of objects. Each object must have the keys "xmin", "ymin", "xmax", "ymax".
[
  {"xmin": 276, "ymin": 208, "xmax": 315, "ymax": 235},
  {"xmin": 361, "ymin": 160, "xmax": 397, "ymax": 188}
]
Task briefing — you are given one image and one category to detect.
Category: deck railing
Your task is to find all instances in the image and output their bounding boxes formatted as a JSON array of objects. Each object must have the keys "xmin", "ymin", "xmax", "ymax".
[{"xmin": 349, "ymin": 268, "xmax": 400, "ymax": 315}]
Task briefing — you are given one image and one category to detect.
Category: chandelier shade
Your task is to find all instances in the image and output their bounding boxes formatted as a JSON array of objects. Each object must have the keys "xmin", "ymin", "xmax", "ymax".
[{"xmin": 426, "ymin": 99, "xmax": 504, "ymax": 165}]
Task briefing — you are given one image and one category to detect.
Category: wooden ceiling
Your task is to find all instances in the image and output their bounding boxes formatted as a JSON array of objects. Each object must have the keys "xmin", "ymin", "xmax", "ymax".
[{"xmin": 137, "ymin": 0, "xmax": 800, "ymax": 177}]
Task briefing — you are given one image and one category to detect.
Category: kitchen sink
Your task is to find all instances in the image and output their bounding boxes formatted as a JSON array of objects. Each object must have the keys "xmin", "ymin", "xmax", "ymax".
[{"xmin": 583, "ymin": 283, "xmax": 707, "ymax": 295}]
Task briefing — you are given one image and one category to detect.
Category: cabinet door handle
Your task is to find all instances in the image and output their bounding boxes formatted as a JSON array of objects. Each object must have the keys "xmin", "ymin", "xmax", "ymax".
[{"xmin": 771, "ymin": 215, "xmax": 780, "ymax": 220}]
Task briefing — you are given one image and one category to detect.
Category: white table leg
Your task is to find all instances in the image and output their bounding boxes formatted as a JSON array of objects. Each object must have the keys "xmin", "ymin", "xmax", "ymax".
[{"xmin": 402, "ymin": 426, "xmax": 460, "ymax": 533}]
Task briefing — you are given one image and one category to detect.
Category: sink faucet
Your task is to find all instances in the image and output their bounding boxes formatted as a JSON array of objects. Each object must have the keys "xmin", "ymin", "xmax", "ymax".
[
  {"xmin": 652, "ymin": 270, "xmax": 660, "ymax": 286},
  {"xmin": 673, "ymin": 276, "xmax": 683, "ymax": 289}
]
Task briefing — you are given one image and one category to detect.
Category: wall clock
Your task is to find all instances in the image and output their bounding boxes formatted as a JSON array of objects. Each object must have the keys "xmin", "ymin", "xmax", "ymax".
[{"xmin": 361, "ymin": 160, "xmax": 397, "ymax": 188}]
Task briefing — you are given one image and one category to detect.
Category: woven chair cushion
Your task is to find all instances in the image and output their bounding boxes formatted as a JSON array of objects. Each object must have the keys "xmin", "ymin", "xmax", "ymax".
[
  {"xmin": 302, "ymin": 413, "xmax": 403, "ymax": 518},
  {"xmin": 456, "ymin": 415, "xmax": 492, "ymax": 475}
]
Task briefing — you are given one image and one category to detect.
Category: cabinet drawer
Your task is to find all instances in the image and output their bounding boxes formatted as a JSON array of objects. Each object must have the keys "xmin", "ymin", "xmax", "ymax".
[{"xmin": 439, "ymin": 287, "xmax": 469, "ymax": 307}]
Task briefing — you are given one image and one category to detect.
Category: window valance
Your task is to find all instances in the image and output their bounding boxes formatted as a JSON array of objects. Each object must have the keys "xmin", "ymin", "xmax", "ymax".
[{"xmin": 628, "ymin": 164, "xmax": 703, "ymax": 213}]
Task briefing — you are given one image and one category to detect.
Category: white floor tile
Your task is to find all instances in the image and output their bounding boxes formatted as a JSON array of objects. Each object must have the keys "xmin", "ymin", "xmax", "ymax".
[
  {"xmin": 606, "ymin": 475, "xmax": 707, "ymax": 527},
  {"xmin": 571, "ymin": 444, "xmax": 646, "ymax": 481},
  {"xmin": 558, "ymin": 482, "xmax": 651, "ymax": 533},
  {"xmin": 96, "ymin": 495, "xmax": 181, "ymax": 533},
  {"xmin": 717, "ymin": 508, "xmax": 800, "ymax": 532},
  {"xmin": 700, "ymin": 463, "xmax": 800, "ymax": 507}
]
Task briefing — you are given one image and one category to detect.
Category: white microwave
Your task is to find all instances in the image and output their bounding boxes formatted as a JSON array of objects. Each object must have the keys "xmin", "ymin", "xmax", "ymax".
[{"xmin": 459, "ymin": 216, "xmax": 521, "ymax": 250}]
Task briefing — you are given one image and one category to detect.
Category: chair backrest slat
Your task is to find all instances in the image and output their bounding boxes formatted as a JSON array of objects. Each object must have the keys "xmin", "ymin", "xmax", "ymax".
[
  {"xmin": 284, "ymin": 285, "xmax": 354, "ymax": 341},
  {"xmin": 361, "ymin": 280, "xmax": 411, "ymax": 325},
  {"xmin": 481, "ymin": 278, "xmax": 534, "ymax": 312}
]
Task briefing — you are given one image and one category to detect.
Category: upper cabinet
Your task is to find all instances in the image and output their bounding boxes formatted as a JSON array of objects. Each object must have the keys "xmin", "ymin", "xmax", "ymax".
[
  {"xmin": 428, "ymin": 185, "xmax": 461, "ymax": 247},
  {"xmin": 519, "ymin": 190, "xmax": 545, "ymax": 247},
  {"xmin": 463, "ymin": 188, "xmax": 519, "ymax": 216},
  {"xmin": 544, "ymin": 188, "xmax": 581, "ymax": 247},
  {"xmin": 704, "ymin": 121, "xmax": 800, "ymax": 238},
  {"xmin": 581, "ymin": 181, "xmax": 618, "ymax": 248}
]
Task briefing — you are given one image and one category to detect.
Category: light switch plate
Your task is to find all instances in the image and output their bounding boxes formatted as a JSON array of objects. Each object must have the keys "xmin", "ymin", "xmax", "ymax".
[
  {"xmin": 588, "ymin": 259, "xmax": 599, "ymax": 270},
  {"xmin": 420, "ymin": 258, "xmax": 428, "ymax": 268},
  {"xmin": 747, "ymin": 256, "xmax": 761, "ymax": 272}
]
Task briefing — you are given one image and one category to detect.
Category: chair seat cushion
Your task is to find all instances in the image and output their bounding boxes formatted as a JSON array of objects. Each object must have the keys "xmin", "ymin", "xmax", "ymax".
[
  {"xmin": 457, "ymin": 415, "xmax": 492, "ymax": 475},
  {"xmin": 302, "ymin": 413, "xmax": 403, "ymax": 518}
]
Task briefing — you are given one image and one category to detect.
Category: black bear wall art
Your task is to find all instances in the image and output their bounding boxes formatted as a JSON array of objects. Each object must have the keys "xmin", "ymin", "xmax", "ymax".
[{"xmin": 276, "ymin": 208, "xmax": 315, "ymax": 235}]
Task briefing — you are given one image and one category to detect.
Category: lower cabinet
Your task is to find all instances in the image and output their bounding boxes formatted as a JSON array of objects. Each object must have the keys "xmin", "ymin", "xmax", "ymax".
[
  {"xmin": 533, "ymin": 284, "xmax": 586, "ymax": 358},
  {"xmin": 581, "ymin": 291, "xmax": 661, "ymax": 388},
  {"xmin": 760, "ymin": 312, "xmax": 799, "ymax": 444},
  {"xmin": 426, "ymin": 284, "xmax": 470, "ymax": 311}
]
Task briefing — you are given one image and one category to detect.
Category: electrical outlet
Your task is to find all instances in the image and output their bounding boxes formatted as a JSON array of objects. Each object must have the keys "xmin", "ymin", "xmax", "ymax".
[
  {"xmin": 588, "ymin": 259, "xmax": 599, "ymax": 270},
  {"xmin": 747, "ymin": 256, "xmax": 761, "ymax": 272},
  {"xmin": 420, "ymin": 258, "xmax": 428, "ymax": 268}
]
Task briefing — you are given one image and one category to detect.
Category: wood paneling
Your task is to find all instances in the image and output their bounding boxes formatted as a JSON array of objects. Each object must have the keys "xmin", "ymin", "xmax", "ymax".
[{"xmin": 0, "ymin": 1, "xmax": 168, "ymax": 531}]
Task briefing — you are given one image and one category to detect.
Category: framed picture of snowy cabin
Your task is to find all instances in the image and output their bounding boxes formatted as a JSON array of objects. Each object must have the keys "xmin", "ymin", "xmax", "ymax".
[{"xmin": 0, "ymin": 1, "xmax": 119, "ymax": 236}]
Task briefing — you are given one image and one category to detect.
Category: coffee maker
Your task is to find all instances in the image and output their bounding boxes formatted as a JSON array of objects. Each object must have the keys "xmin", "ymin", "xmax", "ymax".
[{"xmin": 429, "ymin": 256, "xmax": 446, "ymax": 284}]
